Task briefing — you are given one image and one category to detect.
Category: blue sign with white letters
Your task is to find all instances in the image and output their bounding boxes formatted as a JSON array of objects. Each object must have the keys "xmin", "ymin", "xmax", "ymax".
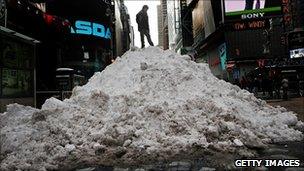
[{"xmin": 70, "ymin": 20, "xmax": 111, "ymax": 39}]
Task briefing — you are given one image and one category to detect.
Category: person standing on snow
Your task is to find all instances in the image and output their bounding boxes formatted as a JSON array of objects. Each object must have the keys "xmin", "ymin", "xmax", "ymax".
[
  {"xmin": 136, "ymin": 5, "xmax": 154, "ymax": 48},
  {"xmin": 282, "ymin": 77, "xmax": 289, "ymax": 100}
]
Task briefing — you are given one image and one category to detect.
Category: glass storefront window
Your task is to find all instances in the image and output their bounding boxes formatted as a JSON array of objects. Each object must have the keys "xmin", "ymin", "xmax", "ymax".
[
  {"xmin": 1, "ymin": 39, "xmax": 34, "ymax": 69},
  {"xmin": 18, "ymin": 44, "xmax": 33, "ymax": 68},
  {"xmin": 2, "ymin": 42, "xmax": 18, "ymax": 68},
  {"xmin": 1, "ymin": 68, "xmax": 32, "ymax": 97},
  {"xmin": 0, "ymin": 34, "xmax": 34, "ymax": 98}
]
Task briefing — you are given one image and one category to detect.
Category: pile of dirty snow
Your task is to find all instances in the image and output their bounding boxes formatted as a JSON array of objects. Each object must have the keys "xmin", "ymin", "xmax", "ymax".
[{"xmin": 1, "ymin": 47, "xmax": 303, "ymax": 170}]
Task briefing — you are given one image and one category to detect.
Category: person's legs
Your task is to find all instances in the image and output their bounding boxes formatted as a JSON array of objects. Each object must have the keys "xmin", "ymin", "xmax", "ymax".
[
  {"xmin": 283, "ymin": 87, "xmax": 288, "ymax": 100},
  {"xmin": 143, "ymin": 30, "xmax": 154, "ymax": 46},
  {"xmin": 245, "ymin": 0, "xmax": 254, "ymax": 10},
  {"xmin": 255, "ymin": 0, "xmax": 260, "ymax": 9},
  {"xmin": 140, "ymin": 31, "xmax": 145, "ymax": 48}
]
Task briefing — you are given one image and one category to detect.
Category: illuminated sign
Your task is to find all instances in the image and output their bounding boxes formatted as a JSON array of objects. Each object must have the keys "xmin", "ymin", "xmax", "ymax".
[
  {"xmin": 218, "ymin": 43, "xmax": 227, "ymax": 70},
  {"xmin": 70, "ymin": 20, "xmax": 111, "ymax": 39},
  {"xmin": 210, "ymin": 57, "xmax": 220, "ymax": 67},
  {"xmin": 227, "ymin": 19, "xmax": 270, "ymax": 31},
  {"xmin": 224, "ymin": 0, "xmax": 282, "ymax": 21},
  {"xmin": 241, "ymin": 12, "xmax": 265, "ymax": 20},
  {"xmin": 289, "ymin": 31, "xmax": 304, "ymax": 59},
  {"xmin": 282, "ymin": 0, "xmax": 292, "ymax": 31},
  {"xmin": 290, "ymin": 48, "xmax": 304, "ymax": 58}
]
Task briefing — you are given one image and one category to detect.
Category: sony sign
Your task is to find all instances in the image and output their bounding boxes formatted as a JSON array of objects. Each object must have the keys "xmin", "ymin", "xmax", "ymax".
[
  {"xmin": 71, "ymin": 20, "xmax": 111, "ymax": 39},
  {"xmin": 241, "ymin": 13, "xmax": 265, "ymax": 20}
]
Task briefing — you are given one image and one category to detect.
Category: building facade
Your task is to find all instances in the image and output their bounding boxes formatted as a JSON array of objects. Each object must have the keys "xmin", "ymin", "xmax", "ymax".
[
  {"xmin": 167, "ymin": 0, "xmax": 182, "ymax": 51},
  {"xmin": 157, "ymin": 5, "xmax": 163, "ymax": 47},
  {"xmin": 161, "ymin": 0, "xmax": 169, "ymax": 50},
  {"xmin": 0, "ymin": 26, "xmax": 38, "ymax": 112},
  {"xmin": 0, "ymin": 0, "xmax": 47, "ymax": 111},
  {"xmin": 163, "ymin": 0, "xmax": 304, "ymax": 83},
  {"xmin": 0, "ymin": 0, "xmax": 132, "ymax": 110}
]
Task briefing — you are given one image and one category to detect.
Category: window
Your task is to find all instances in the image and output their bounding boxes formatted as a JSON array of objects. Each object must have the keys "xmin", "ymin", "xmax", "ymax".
[{"xmin": 0, "ymin": 35, "xmax": 34, "ymax": 97}]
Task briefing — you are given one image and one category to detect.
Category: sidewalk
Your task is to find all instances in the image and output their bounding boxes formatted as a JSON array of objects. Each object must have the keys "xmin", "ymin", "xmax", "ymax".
[{"xmin": 267, "ymin": 97, "xmax": 304, "ymax": 121}]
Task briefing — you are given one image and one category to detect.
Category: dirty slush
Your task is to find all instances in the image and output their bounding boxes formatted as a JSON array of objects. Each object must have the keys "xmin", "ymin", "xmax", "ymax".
[{"xmin": 1, "ymin": 47, "xmax": 303, "ymax": 170}]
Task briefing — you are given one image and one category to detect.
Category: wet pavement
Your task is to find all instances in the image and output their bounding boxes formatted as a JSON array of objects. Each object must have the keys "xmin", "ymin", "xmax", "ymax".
[{"xmin": 74, "ymin": 140, "xmax": 304, "ymax": 171}]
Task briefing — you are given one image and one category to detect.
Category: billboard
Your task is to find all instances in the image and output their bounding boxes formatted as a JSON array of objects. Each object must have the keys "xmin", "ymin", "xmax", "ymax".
[
  {"xmin": 225, "ymin": 27, "xmax": 285, "ymax": 60},
  {"xmin": 224, "ymin": 0, "xmax": 282, "ymax": 21},
  {"xmin": 46, "ymin": 0, "xmax": 112, "ymax": 48},
  {"xmin": 192, "ymin": 0, "xmax": 204, "ymax": 37},
  {"xmin": 192, "ymin": 0, "xmax": 215, "ymax": 39}
]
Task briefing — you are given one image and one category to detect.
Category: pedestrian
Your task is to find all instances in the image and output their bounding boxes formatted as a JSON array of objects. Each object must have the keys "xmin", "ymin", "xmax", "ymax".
[
  {"xmin": 255, "ymin": 0, "xmax": 260, "ymax": 9},
  {"xmin": 240, "ymin": 76, "xmax": 248, "ymax": 90},
  {"xmin": 268, "ymin": 78, "xmax": 273, "ymax": 99},
  {"xmin": 253, "ymin": 77, "xmax": 259, "ymax": 95},
  {"xmin": 299, "ymin": 80, "xmax": 304, "ymax": 97},
  {"xmin": 247, "ymin": 77, "xmax": 253, "ymax": 92},
  {"xmin": 281, "ymin": 77, "xmax": 289, "ymax": 100},
  {"xmin": 274, "ymin": 76, "xmax": 281, "ymax": 99},
  {"xmin": 136, "ymin": 5, "xmax": 154, "ymax": 48},
  {"xmin": 297, "ymin": 74, "xmax": 304, "ymax": 97}
]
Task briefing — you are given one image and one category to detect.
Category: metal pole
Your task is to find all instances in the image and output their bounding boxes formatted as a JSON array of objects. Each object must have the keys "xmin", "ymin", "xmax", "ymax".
[
  {"xmin": 221, "ymin": 0, "xmax": 225, "ymax": 24},
  {"xmin": 4, "ymin": 9, "xmax": 7, "ymax": 27},
  {"xmin": 34, "ymin": 44, "xmax": 37, "ymax": 108}
]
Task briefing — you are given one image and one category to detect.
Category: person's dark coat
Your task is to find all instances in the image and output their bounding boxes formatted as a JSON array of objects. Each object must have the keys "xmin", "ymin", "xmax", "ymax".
[{"xmin": 136, "ymin": 10, "xmax": 149, "ymax": 32}]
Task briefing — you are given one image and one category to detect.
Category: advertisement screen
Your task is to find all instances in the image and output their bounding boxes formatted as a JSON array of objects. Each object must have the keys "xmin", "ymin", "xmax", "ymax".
[
  {"xmin": 225, "ymin": 27, "xmax": 285, "ymax": 60},
  {"xmin": 224, "ymin": 0, "xmax": 282, "ymax": 21},
  {"xmin": 290, "ymin": 48, "xmax": 304, "ymax": 59}
]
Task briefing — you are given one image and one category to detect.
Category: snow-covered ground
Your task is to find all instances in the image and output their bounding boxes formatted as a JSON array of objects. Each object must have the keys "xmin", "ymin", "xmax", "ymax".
[{"xmin": 1, "ymin": 47, "xmax": 303, "ymax": 170}]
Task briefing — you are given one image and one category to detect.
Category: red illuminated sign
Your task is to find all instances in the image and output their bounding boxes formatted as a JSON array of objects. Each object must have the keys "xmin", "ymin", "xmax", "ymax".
[
  {"xmin": 210, "ymin": 58, "xmax": 220, "ymax": 67},
  {"xmin": 282, "ymin": 0, "xmax": 292, "ymax": 31},
  {"xmin": 228, "ymin": 19, "xmax": 270, "ymax": 31}
]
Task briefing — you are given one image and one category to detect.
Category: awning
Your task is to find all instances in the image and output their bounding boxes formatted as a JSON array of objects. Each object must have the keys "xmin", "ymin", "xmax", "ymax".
[{"xmin": 0, "ymin": 26, "xmax": 40, "ymax": 44}]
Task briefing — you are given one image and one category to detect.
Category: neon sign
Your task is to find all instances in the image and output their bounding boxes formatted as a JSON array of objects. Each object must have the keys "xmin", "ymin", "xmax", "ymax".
[{"xmin": 70, "ymin": 20, "xmax": 111, "ymax": 39}]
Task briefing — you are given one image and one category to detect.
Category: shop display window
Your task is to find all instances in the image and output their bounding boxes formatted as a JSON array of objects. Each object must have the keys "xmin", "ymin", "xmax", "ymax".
[
  {"xmin": 1, "ymin": 68, "xmax": 32, "ymax": 97},
  {"xmin": 0, "ymin": 36, "xmax": 34, "ymax": 97}
]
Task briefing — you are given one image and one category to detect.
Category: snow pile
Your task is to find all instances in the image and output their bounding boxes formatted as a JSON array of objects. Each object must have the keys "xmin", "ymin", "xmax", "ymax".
[{"xmin": 1, "ymin": 47, "xmax": 303, "ymax": 170}]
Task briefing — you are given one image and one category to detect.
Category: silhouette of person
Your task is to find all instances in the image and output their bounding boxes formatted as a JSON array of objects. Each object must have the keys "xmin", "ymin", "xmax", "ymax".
[{"xmin": 136, "ymin": 5, "xmax": 154, "ymax": 48}]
